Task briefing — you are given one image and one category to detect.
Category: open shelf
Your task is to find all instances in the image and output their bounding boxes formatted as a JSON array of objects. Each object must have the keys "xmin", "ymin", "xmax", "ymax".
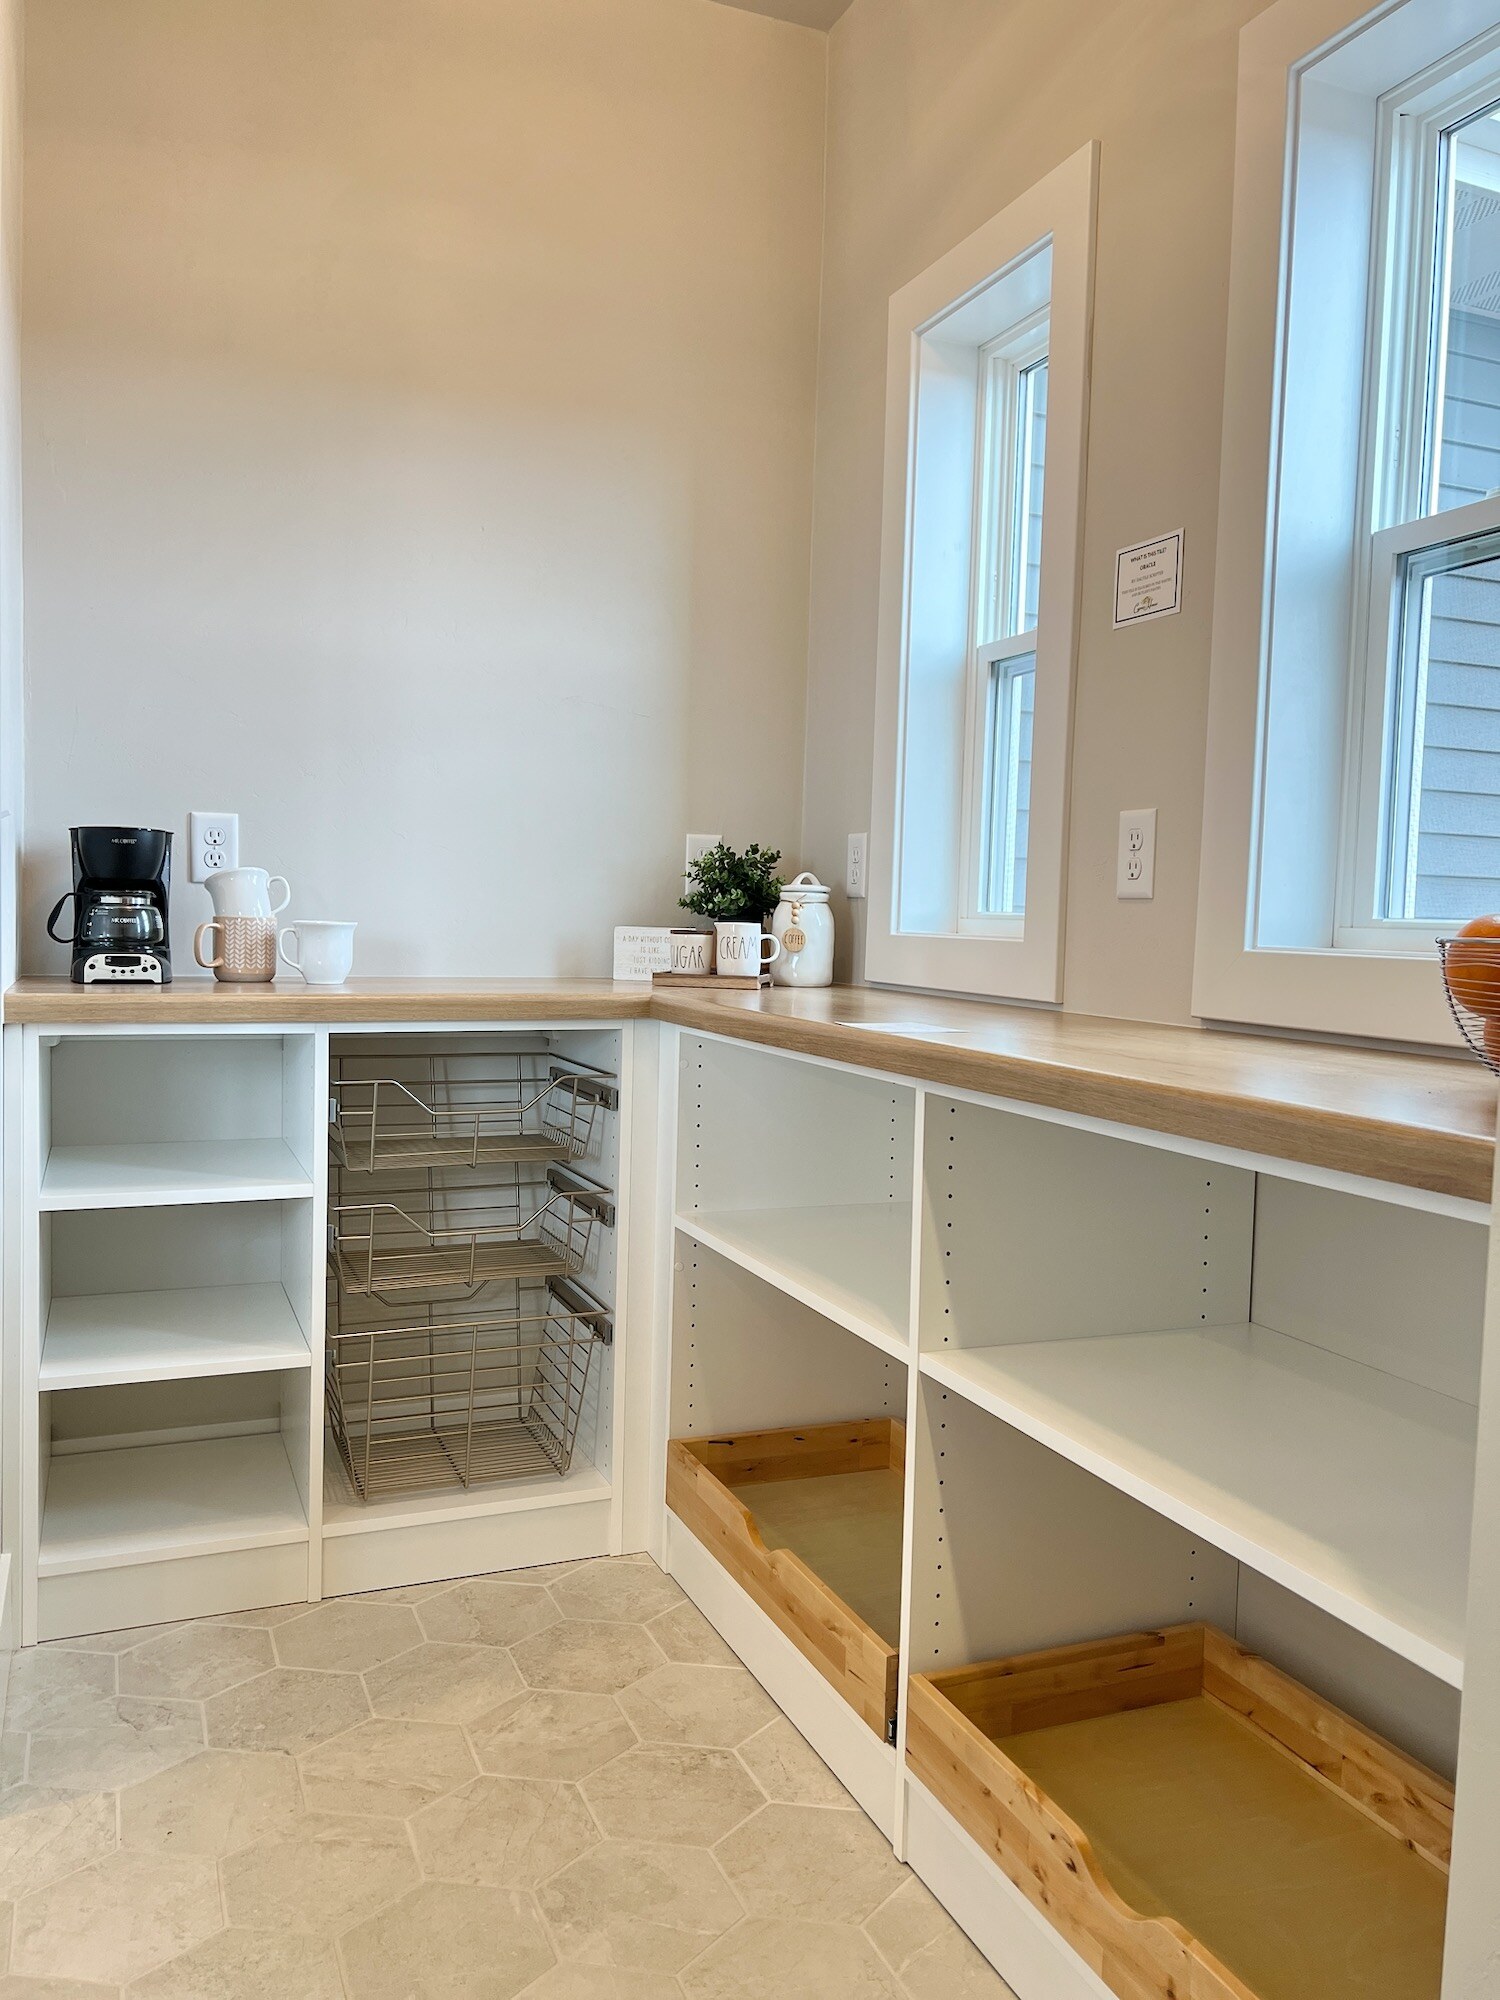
[
  {"xmin": 677, "ymin": 1205, "xmax": 910, "ymax": 1358},
  {"xmin": 41, "ymin": 1137, "xmax": 314, "ymax": 1210},
  {"xmin": 41, "ymin": 1282, "xmax": 310, "ymax": 1389},
  {"xmin": 39, "ymin": 1432, "xmax": 308, "ymax": 1575},
  {"xmin": 922, "ymin": 1323, "xmax": 1473, "ymax": 1685},
  {"xmin": 39, "ymin": 1034, "xmax": 320, "ymax": 1208},
  {"xmin": 677, "ymin": 1031, "xmax": 914, "ymax": 1354}
]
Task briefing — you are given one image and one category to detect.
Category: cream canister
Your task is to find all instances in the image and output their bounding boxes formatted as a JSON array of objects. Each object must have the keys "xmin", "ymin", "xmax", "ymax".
[{"xmin": 770, "ymin": 871, "xmax": 834, "ymax": 986}]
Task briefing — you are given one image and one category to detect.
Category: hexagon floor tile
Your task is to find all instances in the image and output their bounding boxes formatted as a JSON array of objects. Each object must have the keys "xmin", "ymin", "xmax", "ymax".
[{"xmin": 0, "ymin": 1556, "xmax": 1015, "ymax": 2000}]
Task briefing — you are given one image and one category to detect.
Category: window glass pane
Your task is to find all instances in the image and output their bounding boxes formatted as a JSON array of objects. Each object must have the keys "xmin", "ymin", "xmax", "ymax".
[
  {"xmin": 1434, "ymin": 105, "xmax": 1500, "ymax": 512},
  {"xmin": 1383, "ymin": 531, "xmax": 1500, "ymax": 921},
  {"xmin": 980, "ymin": 654, "xmax": 1034, "ymax": 916},
  {"xmin": 1013, "ymin": 359, "xmax": 1047, "ymax": 634}
]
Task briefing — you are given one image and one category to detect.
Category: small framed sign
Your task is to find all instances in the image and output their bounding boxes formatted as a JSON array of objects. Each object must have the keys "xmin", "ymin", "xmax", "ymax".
[
  {"xmin": 1114, "ymin": 530, "xmax": 1183, "ymax": 628},
  {"xmin": 613, "ymin": 927, "xmax": 673, "ymax": 982}
]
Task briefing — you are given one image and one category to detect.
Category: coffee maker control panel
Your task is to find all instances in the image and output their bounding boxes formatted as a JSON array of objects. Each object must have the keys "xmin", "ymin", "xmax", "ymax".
[{"xmin": 81, "ymin": 953, "xmax": 165, "ymax": 985}]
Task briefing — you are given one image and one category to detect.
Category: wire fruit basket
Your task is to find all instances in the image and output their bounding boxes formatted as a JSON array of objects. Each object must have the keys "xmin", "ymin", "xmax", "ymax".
[
  {"xmin": 327, "ymin": 1278, "xmax": 611, "ymax": 1500},
  {"xmin": 330, "ymin": 1058, "xmax": 616, "ymax": 1172},
  {"xmin": 1438, "ymin": 936, "xmax": 1500, "ymax": 1075},
  {"xmin": 330, "ymin": 1166, "xmax": 614, "ymax": 1300}
]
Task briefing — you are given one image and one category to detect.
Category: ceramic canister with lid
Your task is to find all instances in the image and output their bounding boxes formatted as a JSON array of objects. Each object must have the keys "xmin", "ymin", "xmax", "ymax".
[{"xmin": 770, "ymin": 871, "xmax": 834, "ymax": 986}]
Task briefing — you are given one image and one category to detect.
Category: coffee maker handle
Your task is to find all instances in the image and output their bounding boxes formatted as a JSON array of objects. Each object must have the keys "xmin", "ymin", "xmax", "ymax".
[{"xmin": 45, "ymin": 892, "xmax": 76, "ymax": 943}]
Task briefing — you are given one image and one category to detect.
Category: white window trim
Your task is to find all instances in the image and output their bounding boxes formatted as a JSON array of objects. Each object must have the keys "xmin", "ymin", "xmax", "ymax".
[
  {"xmin": 1194, "ymin": 0, "xmax": 1500, "ymax": 1045},
  {"xmin": 868, "ymin": 142, "xmax": 1097, "ymax": 1004}
]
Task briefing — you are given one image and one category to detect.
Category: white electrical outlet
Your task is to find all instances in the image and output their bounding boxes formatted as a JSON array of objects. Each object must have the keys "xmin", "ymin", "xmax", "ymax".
[
  {"xmin": 847, "ymin": 832, "xmax": 869, "ymax": 899},
  {"xmin": 684, "ymin": 833, "xmax": 721, "ymax": 878},
  {"xmin": 1116, "ymin": 807, "xmax": 1156, "ymax": 900},
  {"xmin": 188, "ymin": 811, "xmax": 239, "ymax": 884}
]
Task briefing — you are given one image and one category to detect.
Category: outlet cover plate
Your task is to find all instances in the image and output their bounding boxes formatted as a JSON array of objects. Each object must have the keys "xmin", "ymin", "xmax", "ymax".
[
  {"xmin": 188, "ymin": 811, "xmax": 239, "ymax": 884},
  {"xmin": 1117, "ymin": 807, "xmax": 1156, "ymax": 899}
]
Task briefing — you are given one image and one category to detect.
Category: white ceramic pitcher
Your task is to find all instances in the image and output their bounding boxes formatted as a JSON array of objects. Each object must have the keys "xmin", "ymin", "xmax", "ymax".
[{"xmin": 205, "ymin": 867, "xmax": 291, "ymax": 921}]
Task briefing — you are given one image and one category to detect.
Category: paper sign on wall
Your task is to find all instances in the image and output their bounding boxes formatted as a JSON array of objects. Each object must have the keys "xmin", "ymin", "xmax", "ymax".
[
  {"xmin": 1114, "ymin": 530, "xmax": 1183, "ymax": 628},
  {"xmin": 613, "ymin": 927, "xmax": 673, "ymax": 981}
]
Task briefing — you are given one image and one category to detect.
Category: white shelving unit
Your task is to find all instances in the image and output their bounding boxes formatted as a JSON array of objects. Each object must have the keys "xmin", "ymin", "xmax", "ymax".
[
  {"xmin": 13, "ymin": 1018, "xmax": 632, "ymax": 1640},
  {"xmin": 17, "ymin": 1030, "xmax": 326, "ymax": 1640},
  {"xmin": 654, "ymin": 1025, "xmax": 1495, "ymax": 2000}
]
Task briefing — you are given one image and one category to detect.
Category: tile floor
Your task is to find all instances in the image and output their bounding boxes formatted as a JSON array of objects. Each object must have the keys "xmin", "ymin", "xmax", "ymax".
[{"xmin": 0, "ymin": 1555, "xmax": 1016, "ymax": 1999}]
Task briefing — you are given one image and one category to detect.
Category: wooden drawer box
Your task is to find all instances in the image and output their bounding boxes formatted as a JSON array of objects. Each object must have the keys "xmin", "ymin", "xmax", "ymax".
[
  {"xmin": 907, "ymin": 1622, "xmax": 1452, "ymax": 2000},
  {"xmin": 666, "ymin": 1418, "xmax": 904, "ymax": 1739}
]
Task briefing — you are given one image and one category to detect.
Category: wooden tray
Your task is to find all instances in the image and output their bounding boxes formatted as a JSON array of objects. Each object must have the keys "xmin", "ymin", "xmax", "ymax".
[
  {"xmin": 907, "ymin": 1623, "xmax": 1452, "ymax": 2000},
  {"xmin": 651, "ymin": 972, "xmax": 769, "ymax": 990},
  {"xmin": 666, "ymin": 1419, "xmax": 904, "ymax": 1739}
]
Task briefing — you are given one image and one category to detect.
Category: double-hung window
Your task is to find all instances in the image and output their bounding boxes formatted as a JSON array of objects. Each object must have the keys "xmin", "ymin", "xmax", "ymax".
[
  {"xmin": 1197, "ymin": 0, "xmax": 1500, "ymax": 1042},
  {"xmin": 868, "ymin": 146, "xmax": 1094, "ymax": 1003}
]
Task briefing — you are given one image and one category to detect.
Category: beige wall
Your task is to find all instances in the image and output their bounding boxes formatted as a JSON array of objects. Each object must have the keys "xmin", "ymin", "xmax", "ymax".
[
  {"xmin": 0, "ymin": 0, "xmax": 19, "ymax": 988},
  {"xmin": 805, "ymin": 0, "xmax": 1273, "ymax": 1021},
  {"xmin": 20, "ymin": 0, "xmax": 826, "ymax": 974}
]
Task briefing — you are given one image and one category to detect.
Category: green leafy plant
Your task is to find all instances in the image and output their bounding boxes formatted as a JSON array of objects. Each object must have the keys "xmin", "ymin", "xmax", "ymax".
[{"xmin": 679, "ymin": 841, "xmax": 784, "ymax": 926}]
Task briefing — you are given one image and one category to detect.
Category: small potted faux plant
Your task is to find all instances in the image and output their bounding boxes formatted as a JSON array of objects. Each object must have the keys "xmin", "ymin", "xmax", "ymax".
[{"xmin": 680, "ymin": 841, "xmax": 785, "ymax": 979}]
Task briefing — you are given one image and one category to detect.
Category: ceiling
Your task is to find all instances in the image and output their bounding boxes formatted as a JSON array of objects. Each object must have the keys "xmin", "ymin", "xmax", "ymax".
[{"xmin": 711, "ymin": 0, "xmax": 855, "ymax": 29}]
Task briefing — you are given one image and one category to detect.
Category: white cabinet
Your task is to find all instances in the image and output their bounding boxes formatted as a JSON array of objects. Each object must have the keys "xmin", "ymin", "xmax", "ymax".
[{"xmin": 10, "ymin": 1018, "xmax": 632, "ymax": 1641}]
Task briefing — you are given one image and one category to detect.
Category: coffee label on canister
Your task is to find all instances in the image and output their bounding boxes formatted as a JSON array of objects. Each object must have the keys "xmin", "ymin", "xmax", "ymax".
[{"xmin": 785, "ymin": 927, "xmax": 806, "ymax": 953}]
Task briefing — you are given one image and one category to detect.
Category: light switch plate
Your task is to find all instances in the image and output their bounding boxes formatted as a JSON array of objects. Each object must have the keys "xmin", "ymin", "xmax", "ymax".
[{"xmin": 1117, "ymin": 808, "xmax": 1156, "ymax": 899}]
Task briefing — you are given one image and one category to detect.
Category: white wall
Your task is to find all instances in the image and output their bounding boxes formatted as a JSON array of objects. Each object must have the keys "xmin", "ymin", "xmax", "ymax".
[
  {"xmin": 804, "ymin": 0, "xmax": 1274, "ymax": 1022},
  {"xmin": 19, "ymin": 0, "xmax": 826, "ymax": 975}
]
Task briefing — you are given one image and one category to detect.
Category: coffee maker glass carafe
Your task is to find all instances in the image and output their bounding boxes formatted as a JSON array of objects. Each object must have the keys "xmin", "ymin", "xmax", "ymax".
[
  {"xmin": 76, "ymin": 893, "xmax": 167, "ymax": 948},
  {"xmin": 47, "ymin": 827, "xmax": 173, "ymax": 985}
]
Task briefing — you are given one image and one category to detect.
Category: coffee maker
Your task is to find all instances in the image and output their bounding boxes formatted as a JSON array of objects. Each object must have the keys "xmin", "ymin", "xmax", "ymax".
[{"xmin": 47, "ymin": 827, "xmax": 173, "ymax": 984}]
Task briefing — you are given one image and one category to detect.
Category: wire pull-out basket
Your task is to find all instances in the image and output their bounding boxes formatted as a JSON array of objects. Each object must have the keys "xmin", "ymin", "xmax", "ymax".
[
  {"xmin": 331, "ymin": 1057, "xmax": 617, "ymax": 1172},
  {"xmin": 331, "ymin": 1166, "xmax": 614, "ymax": 1300},
  {"xmin": 328, "ymin": 1277, "xmax": 612, "ymax": 1500}
]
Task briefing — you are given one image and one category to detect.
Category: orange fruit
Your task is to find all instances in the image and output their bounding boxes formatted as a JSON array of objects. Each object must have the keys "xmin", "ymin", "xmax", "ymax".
[{"xmin": 1447, "ymin": 915, "xmax": 1500, "ymax": 1016}]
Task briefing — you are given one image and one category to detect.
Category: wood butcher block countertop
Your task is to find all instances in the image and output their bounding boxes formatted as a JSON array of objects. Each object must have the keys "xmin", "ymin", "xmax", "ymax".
[
  {"xmin": 7, "ymin": 977, "xmax": 1495, "ymax": 1203},
  {"xmin": 2, "ymin": 976, "xmax": 652, "ymax": 1026}
]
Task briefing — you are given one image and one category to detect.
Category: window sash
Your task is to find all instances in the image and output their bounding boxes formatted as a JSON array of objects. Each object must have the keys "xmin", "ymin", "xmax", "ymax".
[
  {"xmin": 974, "ymin": 319, "xmax": 1049, "ymax": 650},
  {"xmin": 1337, "ymin": 48, "xmax": 1500, "ymax": 947},
  {"xmin": 960, "ymin": 324, "xmax": 1048, "ymax": 934},
  {"xmin": 978, "ymin": 648, "xmax": 1036, "ymax": 919},
  {"xmin": 1340, "ymin": 493, "xmax": 1500, "ymax": 946}
]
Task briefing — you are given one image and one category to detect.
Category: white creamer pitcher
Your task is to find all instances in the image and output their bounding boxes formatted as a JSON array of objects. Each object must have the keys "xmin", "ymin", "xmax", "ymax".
[
  {"xmin": 205, "ymin": 867, "xmax": 291, "ymax": 921},
  {"xmin": 770, "ymin": 872, "xmax": 834, "ymax": 986}
]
